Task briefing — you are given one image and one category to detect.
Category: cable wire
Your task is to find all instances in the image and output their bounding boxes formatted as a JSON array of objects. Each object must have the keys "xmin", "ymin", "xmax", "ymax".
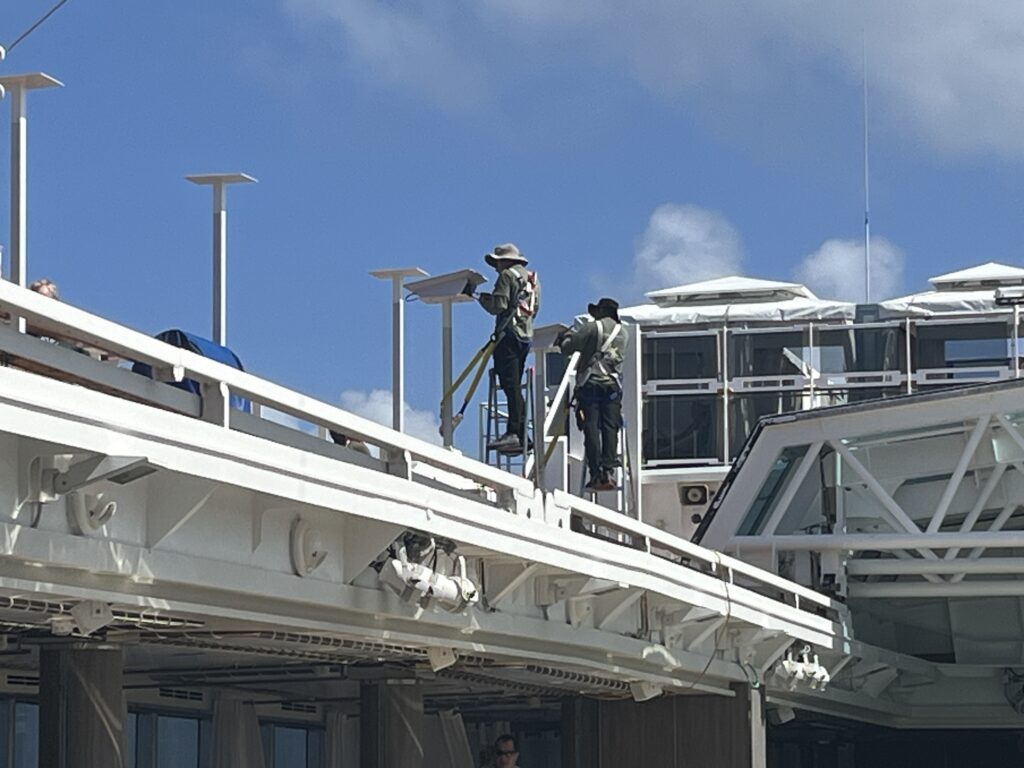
[
  {"xmin": 5, "ymin": 0, "xmax": 72, "ymax": 56},
  {"xmin": 680, "ymin": 551, "xmax": 733, "ymax": 692}
]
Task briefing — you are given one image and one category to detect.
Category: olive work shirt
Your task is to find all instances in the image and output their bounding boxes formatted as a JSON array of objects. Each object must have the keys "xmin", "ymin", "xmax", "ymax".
[
  {"xmin": 559, "ymin": 316, "xmax": 628, "ymax": 385},
  {"xmin": 477, "ymin": 264, "xmax": 537, "ymax": 342}
]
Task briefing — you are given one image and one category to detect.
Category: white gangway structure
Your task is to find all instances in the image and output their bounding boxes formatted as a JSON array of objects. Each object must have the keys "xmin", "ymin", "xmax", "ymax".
[{"xmin": 0, "ymin": 280, "xmax": 853, "ymax": 767}]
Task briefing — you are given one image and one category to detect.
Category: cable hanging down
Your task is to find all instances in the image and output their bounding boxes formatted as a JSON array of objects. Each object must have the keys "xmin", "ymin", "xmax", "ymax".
[{"xmin": 2, "ymin": 0, "xmax": 72, "ymax": 59}]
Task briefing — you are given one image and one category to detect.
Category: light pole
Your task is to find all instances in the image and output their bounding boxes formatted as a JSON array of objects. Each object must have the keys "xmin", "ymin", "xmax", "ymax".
[
  {"xmin": 369, "ymin": 267, "xmax": 428, "ymax": 433},
  {"xmin": 185, "ymin": 173, "xmax": 257, "ymax": 346},
  {"xmin": 0, "ymin": 72, "xmax": 62, "ymax": 332}
]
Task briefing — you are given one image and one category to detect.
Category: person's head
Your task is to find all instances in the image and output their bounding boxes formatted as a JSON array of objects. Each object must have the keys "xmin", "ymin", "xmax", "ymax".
[
  {"xmin": 494, "ymin": 734, "xmax": 518, "ymax": 767},
  {"xmin": 484, "ymin": 243, "xmax": 528, "ymax": 273},
  {"xmin": 29, "ymin": 278, "xmax": 59, "ymax": 300},
  {"xmin": 588, "ymin": 297, "xmax": 620, "ymax": 322}
]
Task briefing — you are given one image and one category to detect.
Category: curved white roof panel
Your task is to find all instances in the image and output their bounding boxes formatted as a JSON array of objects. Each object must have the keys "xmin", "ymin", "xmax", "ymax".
[
  {"xmin": 928, "ymin": 261, "xmax": 1024, "ymax": 291},
  {"xmin": 644, "ymin": 275, "xmax": 817, "ymax": 307},
  {"xmin": 622, "ymin": 296, "xmax": 856, "ymax": 326},
  {"xmin": 878, "ymin": 262, "xmax": 1024, "ymax": 318},
  {"xmin": 877, "ymin": 289, "xmax": 1005, "ymax": 318}
]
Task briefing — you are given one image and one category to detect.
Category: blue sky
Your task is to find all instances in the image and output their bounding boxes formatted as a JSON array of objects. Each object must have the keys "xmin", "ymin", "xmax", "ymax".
[{"xmin": 3, "ymin": 1, "xmax": 1024, "ymax": 445}]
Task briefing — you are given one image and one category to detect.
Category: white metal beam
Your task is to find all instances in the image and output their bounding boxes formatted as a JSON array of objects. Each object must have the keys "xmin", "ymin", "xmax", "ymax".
[
  {"xmin": 943, "ymin": 462, "xmax": 1008, "ymax": 560},
  {"xmin": 925, "ymin": 415, "xmax": 991, "ymax": 533}
]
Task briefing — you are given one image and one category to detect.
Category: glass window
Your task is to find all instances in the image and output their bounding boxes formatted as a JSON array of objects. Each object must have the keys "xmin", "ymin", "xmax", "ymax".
[
  {"xmin": 274, "ymin": 726, "xmax": 308, "ymax": 768},
  {"xmin": 13, "ymin": 702, "xmax": 38, "ymax": 768},
  {"xmin": 915, "ymin": 322, "xmax": 1011, "ymax": 369},
  {"xmin": 642, "ymin": 334, "xmax": 718, "ymax": 381},
  {"xmin": 307, "ymin": 729, "xmax": 323, "ymax": 768},
  {"xmin": 816, "ymin": 326, "xmax": 906, "ymax": 374},
  {"xmin": 729, "ymin": 393, "xmax": 801, "ymax": 458},
  {"xmin": 128, "ymin": 712, "xmax": 138, "ymax": 768},
  {"xmin": 643, "ymin": 395, "xmax": 722, "ymax": 463},
  {"xmin": 737, "ymin": 445, "xmax": 812, "ymax": 536},
  {"xmin": 729, "ymin": 331, "xmax": 807, "ymax": 378},
  {"xmin": 157, "ymin": 715, "xmax": 200, "ymax": 768},
  {"xmin": 544, "ymin": 350, "xmax": 568, "ymax": 387}
]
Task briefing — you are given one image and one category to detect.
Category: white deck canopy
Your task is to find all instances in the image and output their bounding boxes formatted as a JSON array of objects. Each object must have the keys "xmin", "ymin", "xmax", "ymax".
[
  {"xmin": 879, "ymin": 262, "xmax": 1024, "ymax": 318},
  {"xmin": 623, "ymin": 275, "xmax": 855, "ymax": 326}
]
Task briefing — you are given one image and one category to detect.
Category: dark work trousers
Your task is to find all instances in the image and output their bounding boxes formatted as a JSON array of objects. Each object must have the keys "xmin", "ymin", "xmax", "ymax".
[
  {"xmin": 577, "ymin": 380, "xmax": 623, "ymax": 481},
  {"xmin": 493, "ymin": 333, "xmax": 531, "ymax": 440}
]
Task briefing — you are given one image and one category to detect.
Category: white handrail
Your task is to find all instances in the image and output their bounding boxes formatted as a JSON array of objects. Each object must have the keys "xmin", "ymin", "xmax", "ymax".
[
  {"xmin": 0, "ymin": 281, "xmax": 533, "ymax": 496},
  {"xmin": 553, "ymin": 490, "xmax": 836, "ymax": 611},
  {"xmin": 524, "ymin": 351, "xmax": 578, "ymax": 482}
]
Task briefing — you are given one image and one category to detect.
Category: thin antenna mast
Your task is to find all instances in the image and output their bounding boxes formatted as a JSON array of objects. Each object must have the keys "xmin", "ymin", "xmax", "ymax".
[{"xmin": 862, "ymin": 35, "xmax": 871, "ymax": 302}]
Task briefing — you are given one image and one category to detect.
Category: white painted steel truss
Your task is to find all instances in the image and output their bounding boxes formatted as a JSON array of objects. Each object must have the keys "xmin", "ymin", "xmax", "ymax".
[
  {"xmin": 697, "ymin": 375, "xmax": 1024, "ymax": 722},
  {"xmin": 711, "ymin": 380, "xmax": 1024, "ymax": 596}
]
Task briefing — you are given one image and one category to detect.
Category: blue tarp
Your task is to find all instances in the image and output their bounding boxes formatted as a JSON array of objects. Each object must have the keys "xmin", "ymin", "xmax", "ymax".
[{"xmin": 133, "ymin": 329, "xmax": 251, "ymax": 413}]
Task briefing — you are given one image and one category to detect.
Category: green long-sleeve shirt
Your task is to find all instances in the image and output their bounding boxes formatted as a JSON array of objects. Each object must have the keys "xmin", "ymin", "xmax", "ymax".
[
  {"xmin": 477, "ymin": 264, "xmax": 538, "ymax": 341},
  {"xmin": 560, "ymin": 316, "xmax": 627, "ymax": 384}
]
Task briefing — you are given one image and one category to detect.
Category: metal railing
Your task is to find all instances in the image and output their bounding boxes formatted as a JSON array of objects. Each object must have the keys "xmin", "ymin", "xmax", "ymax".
[{"xmin": 640, "ymin": 315, "xmax": 1024, "ymax": 467}]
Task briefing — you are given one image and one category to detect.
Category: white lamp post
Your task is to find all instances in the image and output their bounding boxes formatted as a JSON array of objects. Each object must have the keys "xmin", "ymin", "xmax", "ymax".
[
  {"xmin": 185, "ymin": 173, "xmax": 257, "ymax": 346},
  {"xmin": 370, "ymin": 267, "xmax": 428, "ymax": 433},
  {"xmin": 0, "ymin": 72, "xmax": 62, "ymax": 331}
]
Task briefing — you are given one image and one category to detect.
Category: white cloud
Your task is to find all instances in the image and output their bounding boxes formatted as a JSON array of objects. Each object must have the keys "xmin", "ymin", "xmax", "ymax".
[
  {"xmin": 630, "ymin": 204, "xmax": 744, "ymax": 298},
  {"xmin": 283, "ymin": 0, "xmax": 489, "ymax": 109},
  {"xmin": 794, "ymin": 237, "xmax": 904, "ymax": 302},
  {"xmin": 285, "ymin": 0, "xmax": 1024, "ymax": 158},
  {"xmin": 339, "ymin": 388, "xmax": 441, "ymax": 445}
]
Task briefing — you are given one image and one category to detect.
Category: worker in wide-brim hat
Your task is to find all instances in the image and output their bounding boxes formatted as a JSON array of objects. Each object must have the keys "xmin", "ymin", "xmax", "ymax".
[
  {"xmin": 476, "ymin": 243, "xmax": 540, "ymax": 453},
  {"xmin": 559, "ymin": 297, "xmax": 627, "ymax": 491}
]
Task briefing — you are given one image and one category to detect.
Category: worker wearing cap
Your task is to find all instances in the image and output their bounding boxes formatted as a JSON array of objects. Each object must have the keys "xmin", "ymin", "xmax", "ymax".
[
  {"xmin": 477, "ymin": 243, "xmax": 539, "ymax": 453},
  {"xmin": 559, "ymin": 297, "xmax": 627, "ymax": 491}
]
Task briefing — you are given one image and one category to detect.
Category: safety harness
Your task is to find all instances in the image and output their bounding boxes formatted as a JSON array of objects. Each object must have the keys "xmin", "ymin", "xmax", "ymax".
[
  {"xmin": 442, "ymin": 269, "xmax": 539, "ymax": 432},
  {"xmin": 576, "ymin": 319, "xmax": 623, "ymax": 391}
]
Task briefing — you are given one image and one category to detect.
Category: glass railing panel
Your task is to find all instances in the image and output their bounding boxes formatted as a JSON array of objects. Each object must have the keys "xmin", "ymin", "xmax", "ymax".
[
  {"xmin": 728, "ymin": 329, "xmax": 808, "ymax": 378},
  {"xmin": 729, "ymin": 392, "xmax": 804, "ymax": 458},
  {"xmin": 642, "ymin": 394, "xmax": 723, "ymax": 465},
  {"xmin": 642, "ymin": 331, "xmax": 719, "ymax": 383},
  {"xmin": 814, "ymin": 324, "xmax": 906, "ymax": 388}
]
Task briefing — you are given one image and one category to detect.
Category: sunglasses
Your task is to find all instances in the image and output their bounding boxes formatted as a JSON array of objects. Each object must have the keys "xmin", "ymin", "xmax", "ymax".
[{"xmin": 496, "ymin": 750, "xmax": 517, "ymax": 756}]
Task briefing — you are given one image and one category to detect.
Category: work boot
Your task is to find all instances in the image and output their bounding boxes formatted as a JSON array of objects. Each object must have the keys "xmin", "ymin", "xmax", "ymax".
[
  {"xmin": 594, "ymin": 472, "xmax": 616, "ymax": 492},
  {"xmin": 488, "ymin": 433, "xmax": 521, "ymax": 452}
]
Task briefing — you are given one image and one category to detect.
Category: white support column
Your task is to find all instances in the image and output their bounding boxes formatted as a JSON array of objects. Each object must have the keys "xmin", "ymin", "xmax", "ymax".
[
  {"xmin": 720, "ymin": 325, "xmax": 730, "ymax": 462},
  {"xmin": 441, "ymin": 299, "xmax": 454, "ymax": 447},
  {"xmin": 185, "ymin": 173, "xmax": 257, "ymax": 346},
  {"xmin": 622, "ymin": 322, "xmax": 643, "ymax": 520},
  {"xmin": 370, "ymin": 267, "xmax": 428, "ymax": 433},
  {"xmin": 0, "ymin": 72, "xmax": 62, "ymax": 332}
]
